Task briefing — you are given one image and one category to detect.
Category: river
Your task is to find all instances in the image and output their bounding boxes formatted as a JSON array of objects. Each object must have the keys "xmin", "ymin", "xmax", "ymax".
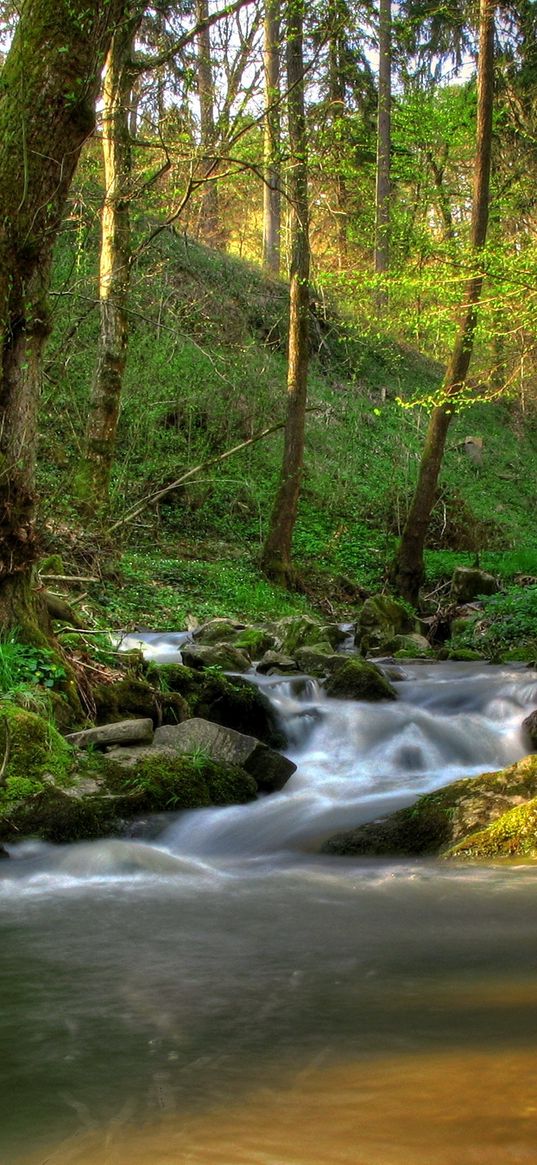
[{"xmin": 2, "ymin": 658, "xmax": 537, "ymax": 1164}]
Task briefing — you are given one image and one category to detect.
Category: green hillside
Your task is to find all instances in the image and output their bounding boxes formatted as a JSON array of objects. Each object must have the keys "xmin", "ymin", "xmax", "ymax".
[{"xmin": 40, "ymin": 229, "xmax": 537, "ymax": 628}]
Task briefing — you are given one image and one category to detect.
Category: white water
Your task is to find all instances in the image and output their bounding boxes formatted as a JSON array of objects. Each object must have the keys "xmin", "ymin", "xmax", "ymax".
[{"xmin": 2, "ymin": 660, "xmax": 537, "ymax": 1164}]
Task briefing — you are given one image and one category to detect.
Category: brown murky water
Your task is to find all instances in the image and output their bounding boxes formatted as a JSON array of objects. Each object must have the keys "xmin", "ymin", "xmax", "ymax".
[
  {"xmin": 4, "ymin": 664, "xmax": 537, "ymax": 1165},
  {"xmin": 18, "ymin": 1049, "xmax": 537, "ymax": 1165}
]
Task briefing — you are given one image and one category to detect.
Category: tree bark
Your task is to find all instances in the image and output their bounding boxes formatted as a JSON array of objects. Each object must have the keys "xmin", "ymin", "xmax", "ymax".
[
  {"xmin": 374, "ymin": 0, "xmax": 391, "ymax": 294},
  {"xmin": 262, "ymin": 0, "xmax": 282, "ymax": 275},
  {"xmin": 328, "ymin": 0, "xmax": 349, "ymax": 269},
  {"xmin": 0, "ymin": 0, "xmax": 128, "ymax": 631},
  {"xmin": 393, "ymin": 0, "xmax": 495, "ymax": 606},
  {"xmin": 261, "ymin": 0, "xmax": 310, "ymax": 584},
  {"xmin": 75, "ymin": 15, "xmax": 139, "ymax": 513},
  {"xmin": 196, "ymin": 0, "xmax": 220, "ymax": 243}
]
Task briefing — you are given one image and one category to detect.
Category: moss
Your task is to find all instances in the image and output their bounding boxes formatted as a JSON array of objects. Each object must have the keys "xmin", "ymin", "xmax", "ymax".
[
  {"xmin": 0, "ymin": 705, "xmax": 72, "ymax": 788},
  {"xmin": 148, "ymin": 664, "xmax": 285, "ymax": 747},
  {"xmin": 324, "ymin": 659, "xmax": 397, "ymax": 702},
  {"xmin": 39, "ymin": 554, "xmax": 64, "ymax": 575},
  {"xmin": 92, "ymin": 677, "xmax": 188, "ymax": 726},
  {"xmin": 7, "ymin": 786, "xmax": 123, "ymax": 843},
  {"xmin": 447, "ymin": 798, "xmax": 537, "ymax": 860},
  {"xmin": 323, "ymin": 754, "xmax": 537, "ymax": 858},
  {"xmin": 234, "ymin": 627, "xmax": 275, "ymax": 658},
  {"xmin": 111, "ymin": 752, "xmax": 257, "ymax": 811}
]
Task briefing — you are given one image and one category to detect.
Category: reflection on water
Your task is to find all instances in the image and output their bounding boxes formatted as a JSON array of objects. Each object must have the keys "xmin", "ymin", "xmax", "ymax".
[
  {"xmin": 16, "ymin": 1049, "xmax": 537, "ymax": 1165},
  {"xmin": 3, "ymin": 663, "xmax": 537, "ymax": 1164}
]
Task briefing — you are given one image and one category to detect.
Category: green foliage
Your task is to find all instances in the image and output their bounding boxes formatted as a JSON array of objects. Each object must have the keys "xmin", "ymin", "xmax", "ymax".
[
  {"xmin": 0, "ymin": 633, "xmax": 67, "ymax": 712},
  {"xmin": 449, "ymin": 586, "xmax": 537, "ymax": 662}
]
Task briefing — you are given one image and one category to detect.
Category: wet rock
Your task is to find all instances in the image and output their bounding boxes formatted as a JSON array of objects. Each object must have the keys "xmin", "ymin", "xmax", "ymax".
[
  {"xmin": 92, "ymin": 677, "xmax": 188, "ymax": 727},
  {"xmin": 146, "ymin": 664, "xmax": 284, "ymax": 747},
  {"xmin": 152, "ymin": 719, "xmax": 296, "ymax": 794},
  {"xmin": 192, "ymin": 618, "xmax": 246, "ymax": 645},
  {"xmin": 181, "ymin": 643, "xmax": 251, "ymax": 673},
  {"xmin": 446, "ymin": 797, "xmax": 537, "ymax": 860},
  {"xmin": 66, "ymin": 719, "xmax": 154, "ymax": 750},
  {"xmin": 356, "ymin": 595, "xmax": 416, "ymax": 656},
  {"xmin": 324, "ymin": 659, "xmax": 397, "ymax": 702},
  {"xmin": 522, "ymin": 710, "xmax": 537, "ymax": 751},
  {"xmin": 271, "ymin": 615, "xmax": 334, "ymax": 656},
  {"xmin": 392, "ymin": 633, "xmax": 432, "ymax": 659},
  {"xmin": 257, "ymin": 651, "xmax": 298, "ymax": 675},
  {"xmin": 450, "ymin": 567, "xmax": 498, "ymax": 604},
  {"xmin": 294, "ymin": 645, "xmax": 348, "ymax": 677},
  {"xmin": 323, "ymin": 754, "xmax": 537, "ymax": 858}
]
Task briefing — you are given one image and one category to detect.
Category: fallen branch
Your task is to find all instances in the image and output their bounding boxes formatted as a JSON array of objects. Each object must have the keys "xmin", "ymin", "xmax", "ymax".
[
  {"xmin": 40, "ymin": 574, "xmax": 101, "ymax": 583},
  {"xmin": 107, "ymin": 409, "xmax": 322, "ymax": 536}
]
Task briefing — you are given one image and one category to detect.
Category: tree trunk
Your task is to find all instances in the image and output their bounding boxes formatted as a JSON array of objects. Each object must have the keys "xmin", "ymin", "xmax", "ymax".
[
  {"xmin": 75, "ymin": 16, "xmax": 139, "ymax": 513},
  {"xmin": 196, "ymin": 0, "xmax": 219, "ymax": 244},
  {"xmin": 261, "ymin": 0, "xmax": 310, "ymax": 584},
  {"xmin": 374, "ymin": 0, "xmax": 391, "ymax": 294},
  {"xmin": 393, "ymin": 0, "xmax": 495, "ymax": 606},
  {"xmin": 0, "ymin": 0, "xmax": 127, "ymax": 631},
  {"xmin": 262, "ymin": 0, "xmax": 281, "ymax": 275},
  {"xmin": 328, "ymin": 0, "xmax": 349, "ymax": 269}
]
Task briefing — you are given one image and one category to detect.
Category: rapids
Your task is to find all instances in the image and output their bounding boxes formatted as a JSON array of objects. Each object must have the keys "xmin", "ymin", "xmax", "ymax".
[{"xmin": 2, "ymin": 657, "xmax": 537, "ymax": 1164}]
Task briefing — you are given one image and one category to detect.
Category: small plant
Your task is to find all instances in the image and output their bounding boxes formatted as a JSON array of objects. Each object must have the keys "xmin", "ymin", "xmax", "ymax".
[{"xmin": 0, "ymin": 633, "xmax": 67, "ymax": 700}]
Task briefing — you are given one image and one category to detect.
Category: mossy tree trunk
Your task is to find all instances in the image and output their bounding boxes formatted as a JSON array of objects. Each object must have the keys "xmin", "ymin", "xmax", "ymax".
[
  {"xmin": 261, "ymin": 0, "xmax": 310, "ymax": 586},
  {"xmin": 262, "ymin": 0, "xmax": 281, "ymax": 275},
  {"xmin": 75, "ymin": 14, "xmax": 140, "ymax": 513},
  {"xmin": 392, "ymin": 0, "xmax": 495, "ymax": 607},
  {"xmin": 0, "ymin": 0, "xmax": 128, "ymax": 632}
]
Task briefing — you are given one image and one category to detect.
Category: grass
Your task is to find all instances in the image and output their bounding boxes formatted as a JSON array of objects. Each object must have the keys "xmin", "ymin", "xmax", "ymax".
[{"xmin": 38, "ymin": 224, "xmax": 537, "ymax": 631}]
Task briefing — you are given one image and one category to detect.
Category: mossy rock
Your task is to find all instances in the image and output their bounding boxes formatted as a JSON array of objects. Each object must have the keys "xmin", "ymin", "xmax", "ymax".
[
  {"xmin": 446, "ymin": 648, "xmax": 485, "ymax": 662},
  {"xmin": 392, "ymin": 633, "xmax": 433, "ymax": 659},
  {"xmin": 5, "ymin": 785, "xmax": 124, "ymax": 844},
  {"xmin": 92, "ymin": 677, "xmax": 188, "ymax": 727},
  {"xmin": 147, "ymin": 664, "xmax": 284, "ymax": 747},
  {"xmin": 294, "ymin": 644, "xmax": 347, "ymax": 677},
  {"xmin": 105, "ymin": 752, "xmax": 257, "ymax": 812},
  {"xmin": 271, "ymin": 615, "xmax": 330, "ymax": 656},
  {"xmin": 181, "ymin": 643, "xmax": 250, "ymax": 672},
  {"xmin": 446, "ymin": 798, "xmax": 537, "ymax": 860},
  {"xmin": 233, "ymin": 626, "xmax": 278, "ymax": 659},
  {"xmin": 0, "ymin": 705, "xmax": 72, "ymax": 802},
  {"xmin": 193, "ymin": 618, "xmax": 246, "ymax": 645},
  {"xmin": 323, "ymin": 754, "xmax": 537, "ymax": 858},
  {"xmin": 356, "ymin": 594, "xmax": 416, "ymax": 655},
  {"xmin": 324, "ymin": 659, "xmax": 397, "ymax": 702}
]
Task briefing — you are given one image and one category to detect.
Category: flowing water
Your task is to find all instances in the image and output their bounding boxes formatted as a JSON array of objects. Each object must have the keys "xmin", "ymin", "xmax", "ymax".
[{"xmin": 2, "ymin": 656, "xmax": 537, "ymax": 1165}]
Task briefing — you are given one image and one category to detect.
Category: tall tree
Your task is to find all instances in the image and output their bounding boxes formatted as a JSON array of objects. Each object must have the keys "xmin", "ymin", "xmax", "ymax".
[
  {"xmin": 261, "ymin": 0, "xmax": 310, "ymax": 583},
  {"xmin": 196, "ymin": 0, "xmax": 220, "ymax": 242},
  {"xmin": 75, "ymin": 13, "xmax": 140, "ymax": 512},
  {"xmin": 392, "ymin": 0, "xmax": 495, "ymax": 605},
  {"xmin": 0, "ymin": 0, "xmax": 128, "ymax": 631},
  {"xmin": 262, "ymin": 0, "xmax": 282, "ymax": 274},
  {"xmin": 375, "ymin": 0, "xmax": 391, "ymax": 287}
]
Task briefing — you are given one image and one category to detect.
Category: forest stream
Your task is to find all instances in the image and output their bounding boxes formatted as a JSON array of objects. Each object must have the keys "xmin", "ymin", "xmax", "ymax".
[{"xmin": 2, "ymin": 657, "xmax": 537, "ymax": 1165}]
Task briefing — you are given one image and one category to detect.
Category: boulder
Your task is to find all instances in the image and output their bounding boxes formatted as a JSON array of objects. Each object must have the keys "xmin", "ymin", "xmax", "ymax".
[
  {"xmin": 356, "ymin": 595, "xmax": 416, "ymax": 655},
  {"xmin": 66, "ymin": 719, "xmax": 154, "ymax": 750},
  {"xmin": 271, "ymin": 615, "xmax": 332, "ymax": 656},
  {"xmin": 522, "ymin": 710, "xmax": 537, "ymax": 751},
  {"xmin": 152, "ymin": 719, "xmax": 296, "ymax": 793},
  {"xmin": 181, "ymin": 643, "xmax": 251, "ymax": 673},
  {"xmin": 257, "ymin": 651, "xmax": 298, "ymax": 675},
  {"xmin": 92, "ymin": 677, "xmax": 188, "ymax": 727},
  {"xmin": 233, "ymin": 626, "xmax": 279, "ymax": 659},
  {"xmin": 322, "ymin": 754, "xmax": 537, "ymax": 858},
  {"xmin": 324, "ymin": 659, "xmax": 397, "ymax": 701},
  {"xmin": 450, "ymin": 567, "xmax": 498, "ymax": 604},
  {"xmin": 446, "ymin": 797, "xmax": 537, "ymax": 860},
  {"xmin": 392, "ymin": 633, "xmax": 432, "ymax": 659},
  {"xmin": 146, "ymin": 664, "xmax": 284, "ymax": 747},
  {"xmin": 192, "ymin": 617, "xmax": 246, "ymax": 645},
  {"xmin": 294, "ymin": 645, "xmax": 348, "ymax": 677}
]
